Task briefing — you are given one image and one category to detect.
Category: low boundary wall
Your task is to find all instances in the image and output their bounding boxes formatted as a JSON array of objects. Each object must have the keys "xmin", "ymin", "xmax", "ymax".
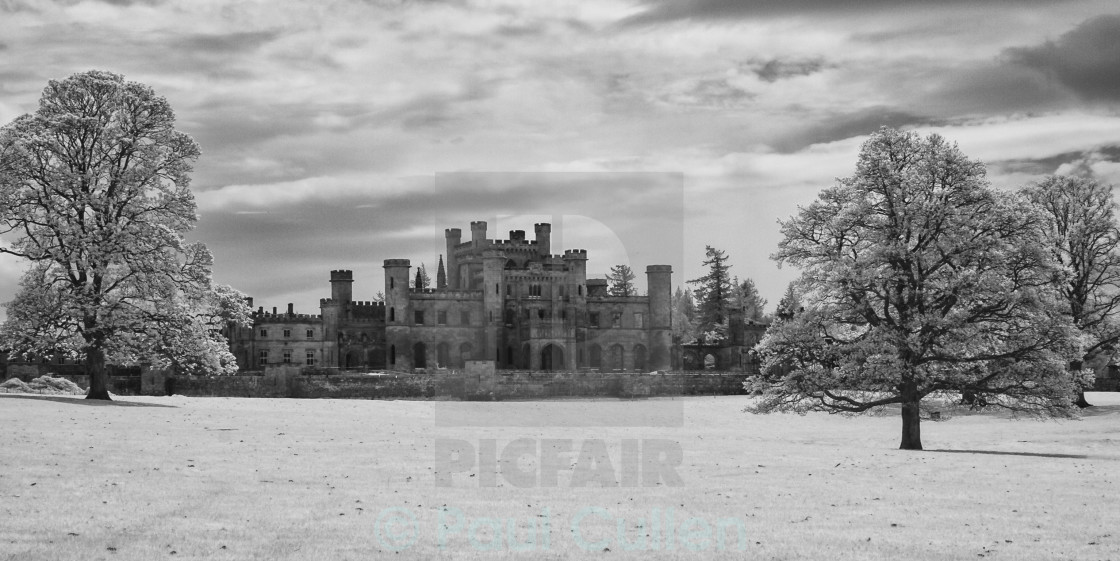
[{"xmin": 145, "ymin": 365, "xmax": 753, "ymax": 400}]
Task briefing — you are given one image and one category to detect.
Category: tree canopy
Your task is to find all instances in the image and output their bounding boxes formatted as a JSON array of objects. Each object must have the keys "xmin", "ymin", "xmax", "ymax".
[
  {"xmin": 0, "ymin": 70, "xmax": 248, "ymax": 399},
  {"xmin": 749, "ymin": 128, "xmax": 1086, "ymax": 450}
]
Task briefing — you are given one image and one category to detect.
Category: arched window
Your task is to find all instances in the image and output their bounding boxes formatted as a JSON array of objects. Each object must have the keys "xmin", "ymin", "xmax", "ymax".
[
  {"xmin": 437, "ymin": 342, "xmax": 451, "ymax": 368},
  {"xmin": 633, "ymin": 345, "xmax": 648, "ymax": 371},
  {"xmin": 389, "ymin": 307, "xmax": 395, "ymax": 322},
  {"xmin": 610, "ymin": 344, "xmax": 624, "ymax": 371},
  {"xmin": 413, "ymin": 342, "xmax": 427, "ymax": 369},
  {"xmin": 389, "ymin": 345, "xmax": 396, "ymax": 365}
]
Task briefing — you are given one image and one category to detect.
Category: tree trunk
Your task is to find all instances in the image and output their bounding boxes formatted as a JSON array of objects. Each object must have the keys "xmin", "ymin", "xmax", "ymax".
[
  {"xmin": 1069, "ymin": 361, "xmax": 1092, "ymax": 408},
  {"xmin": 1074, "ymin": 390, "xmax": 1092, "ymax": 409},
  {"xmin": 84, "ymin": 345, "xmax": 112, "ymax": 401},
  {"xmin": 900, "ymin": 401, "xmax": 922, "ymax": 450}
]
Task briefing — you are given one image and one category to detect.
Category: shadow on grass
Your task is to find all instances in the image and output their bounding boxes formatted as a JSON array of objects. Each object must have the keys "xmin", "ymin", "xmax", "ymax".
[
  {"xmin": 927, "ymin": 449, "xmax": 1087, "ymax": 459},
  {"xmin": 0, "ymin": 394, "xmax": 177, "ymax": 408},
  {"xmin": 1078, "ymin": 404, "xmax": 1120, "ymax": 417}
]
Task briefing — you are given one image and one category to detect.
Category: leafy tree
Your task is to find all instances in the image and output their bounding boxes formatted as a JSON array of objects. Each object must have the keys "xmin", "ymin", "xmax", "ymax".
[
  {"xmin": 0, "ymin": 70, "xmax": 247, "ymax": 399},
  {"xmin": 671, "ymin": 286, "xmax": 697, "ymax": 345},
  {"xmin": 607, "ymin": 264, "xmax": 637, "ymax": 296},
  {"xmin": 1022, "ymin": 175, "xmax": 1120, "ymax": 407},
  {"xmin": 688, "ymin": 246, "xmax": 732, "ymax": 336},
  {"xmin": 436, "ymin": 255, "xmax": 447, "ymax": 289},
  {"xmin": 731, "ymin": 276, "xmax": 767, "ymax": 322},
  {"xmin": 415, "ymin": 263, "xmax": 431, "ymax": 290},
  {"xmin": 750, "ymin": 128, "xmax": 1084, "ymax": 450}
]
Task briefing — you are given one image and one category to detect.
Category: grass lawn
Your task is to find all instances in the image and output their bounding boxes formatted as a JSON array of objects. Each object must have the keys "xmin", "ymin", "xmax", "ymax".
[{"xmin": 1, "ymin": 392, "xmax": 1117, "ymax": 560}]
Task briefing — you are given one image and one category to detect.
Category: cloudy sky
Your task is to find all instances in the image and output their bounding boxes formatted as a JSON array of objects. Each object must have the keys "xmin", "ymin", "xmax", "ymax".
[{"xmin": 2, "ymin": 0, "xmax": 1120, "ymax": 317}]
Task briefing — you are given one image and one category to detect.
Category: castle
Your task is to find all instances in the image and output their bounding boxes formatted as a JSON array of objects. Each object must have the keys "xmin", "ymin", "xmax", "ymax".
[{"xmin": 226, "ymin": 221, "xmax": 674, "ymax": 372}]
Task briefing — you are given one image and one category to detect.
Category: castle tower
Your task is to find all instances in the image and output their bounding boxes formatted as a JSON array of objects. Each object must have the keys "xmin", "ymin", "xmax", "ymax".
[
  {"xmin": 445, "ymin": 228, "xmax": 461, "ymax": 289},
  {"xmin": 482, "ymin": 250, "xmax": 505, "ymax": 366},
  {"xmin": 646, "ymin": 265, "xmax": 673, "ymax": 371},
  {"xmin": 330, "ymin": 270, "xmax": 353, "ymax": 303},
  {"xmin": 383, "ymin": 259, "xmax": 412, "ymax": 371},
  {"xmin": 534, "ymin": 223, "xmax": 551, "ymax": 256},
  {"xmin": 471, "ymin": 221, "xmax": 487, "ymax": 248}
]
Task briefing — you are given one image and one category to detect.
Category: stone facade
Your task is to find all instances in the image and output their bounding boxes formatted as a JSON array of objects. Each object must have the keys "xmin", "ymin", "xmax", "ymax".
[{"xmin": 227, "ymin": 221, "xmax": 674, "ymax": 373}]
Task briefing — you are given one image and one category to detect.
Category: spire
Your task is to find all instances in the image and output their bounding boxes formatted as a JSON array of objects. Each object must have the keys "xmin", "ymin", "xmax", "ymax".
[
  {"xmin": 437, "ymin": 255, "xmax": 447, "ymax": 289},
  {"xmin": 414, "ymin": 266, "xmax": 423, "ymax": 290}
]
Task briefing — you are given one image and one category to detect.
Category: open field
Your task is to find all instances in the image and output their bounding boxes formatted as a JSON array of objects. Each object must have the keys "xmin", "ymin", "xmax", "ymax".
[{"xmin": 1, "ymin": 393, "xmax": 1118, "ymax": 560}]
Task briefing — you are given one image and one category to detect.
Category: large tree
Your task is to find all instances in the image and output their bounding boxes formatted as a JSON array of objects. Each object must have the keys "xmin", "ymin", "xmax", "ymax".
[
  {"xmin": 749, "ymin": 128, "xmax": 1085, "ymax": 450},
  {"xmin": 0, "ymin": 70, "xmax": 246, "ymax": 399},
  {"xmin": 607, "ymin": 264, "xmax": 637, "ymax": 297},
  {"xmin": 1022, "ymin": 175, "xmax": 1120, "ymax": 407},
  {"xmin": 671, "ymin": 286, "xmax": 698, "ymax": 345},
  {"xmin": 688, "ymin": 246, "xmax": 732, "ymax": 335}
]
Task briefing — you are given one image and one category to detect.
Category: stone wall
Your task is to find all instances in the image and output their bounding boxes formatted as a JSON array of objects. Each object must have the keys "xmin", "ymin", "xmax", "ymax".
[{"xmin": 157, "ymin": 363, "xmax": 752, "ymax": 400}]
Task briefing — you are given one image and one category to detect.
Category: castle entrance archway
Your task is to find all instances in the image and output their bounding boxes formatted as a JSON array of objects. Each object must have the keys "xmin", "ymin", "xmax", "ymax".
[{"xmin": 541, "ymin": 344, "xmax": 564, "ymax": 371}]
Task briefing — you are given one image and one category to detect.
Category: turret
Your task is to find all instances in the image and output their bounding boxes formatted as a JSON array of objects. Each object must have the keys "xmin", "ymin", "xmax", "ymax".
[
  {"xmin": 645, "ymin": 265, "xmax": 673, "ymax": 370},
  {"xmin": 330, "ymin": 270, "xmax": 353, "ymax": 303},
  {"xmin": 534, "ymin": 223, "xmax": 551, "ymax": 256},
  {"xmin": 445, "ymin": 228, "xmax": 461, "ymax": 289},
  {"xmin": 471, "ymin": 221, "xmax": 487, "ymax": 248}
]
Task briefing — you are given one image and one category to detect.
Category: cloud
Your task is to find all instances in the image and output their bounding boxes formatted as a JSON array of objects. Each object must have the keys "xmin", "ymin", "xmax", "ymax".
[
  {"xmin": 621, "ymin": 0, "xmax": 1067, "ymax": 25},
  {"xmin": 749, "ymin": 58, "xmax": 825, "ymax": 83},
  {"xmin": 1007, "ymin": 14, "xmax": 1120, "ymax": 101}
]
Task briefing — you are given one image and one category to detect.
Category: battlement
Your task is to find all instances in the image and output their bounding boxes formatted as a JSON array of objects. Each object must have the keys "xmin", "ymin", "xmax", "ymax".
[
  {"xmin": 253, "ymin": 312, "xmax": 323, "ymax": 324},
  {"xmin": 563, "ymin": 249, "xmax": 588, "ymax": 259},
  {"xmin": 445, "ymin": 228, "xmax": 462, "ymax": 239},
  {"xmin": 646, "ymin": 265, "xmax": 672, "ymax": 273},
  {"xmin": 330, "ymin": 270, "xmax": 353, "ymax": 281},
  {"xmin": 321, "ymin": 298, "xmax": 387, "ymax": 307},
  {"xmin": 409, "ymin": 288, "xmax": 484, "ymax": 299},
  {"xmin": 383, "ymin": 259, "xmax": 411, "ymax": 267}
]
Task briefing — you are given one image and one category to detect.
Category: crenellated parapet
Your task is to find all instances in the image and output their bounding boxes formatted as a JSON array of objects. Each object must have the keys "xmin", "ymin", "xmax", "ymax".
[
  {"xmin": 409, "ymin": 288, "xmax": 484, "ymax": 299},
  {"xmin": 252, "ymin": 312, "xmax": 323, "ymax": 324}
]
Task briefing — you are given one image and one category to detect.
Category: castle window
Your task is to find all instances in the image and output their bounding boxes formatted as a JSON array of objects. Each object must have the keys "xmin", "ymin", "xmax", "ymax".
[
  {"xmin": 496, "ymin": 283, "xmax": 500, "ymax": 295},
  {"xmin": 390, "ymin": 277, "xmax": 394, "ymax": 290},
  {"xmin": 612, "ymin": 312, "xmax": 622, "ymax": 328},
  {"xmin": 283, "ymin": 329, "xmax": 291, "ymax": 338},
  {"xmin": 258, "ymin": 350, "xmax": 268, "ymax": 366},
  {"xmin": 438, "ymin": 310, "xmax": 448, "ymax": 325},
  {"xmin": 260, "ymin": 328, "xmax": 267, "ymax": 337},
  {"xmin": 578, "ymin": 285, "xmax": 583, "ymax": 296},
  {"xmin": 306, "ymin": 350, "xmax": 315, "ymax": 366},
  {"xmin": 506, "ymin": 284, "xmax": 511, "ymax": 296},
  {"xmin": 390, "ymin": 307, "xmax": 395, "ymax": 322},
  {"xmin": 390, "ymin": 345, "xmax": 396, "ymax": 365},
  {"xmin": 460, "ymin": 311, "xmax": 470, "ymax": 325},
  {"xmin": 415, "ymin": 310, "xmax": 425, "ymax": 325},
  {"xmin": 589, "ymin": 312, "xmax": 600, "ymax": 328},
  {"xmin": 306, "ymin": 329, "xmax": 314, "ymax": 338},
  {"xmin": 634, "ymin": 313, "xmax": 644, "ymax": 329},
  {"xmin": 529, "ymin": 284, "xmax": 542, "ymax": 297},
  {"xmin": 282, "ymin": 350, "xmax": 292, "ymax": 364}
]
